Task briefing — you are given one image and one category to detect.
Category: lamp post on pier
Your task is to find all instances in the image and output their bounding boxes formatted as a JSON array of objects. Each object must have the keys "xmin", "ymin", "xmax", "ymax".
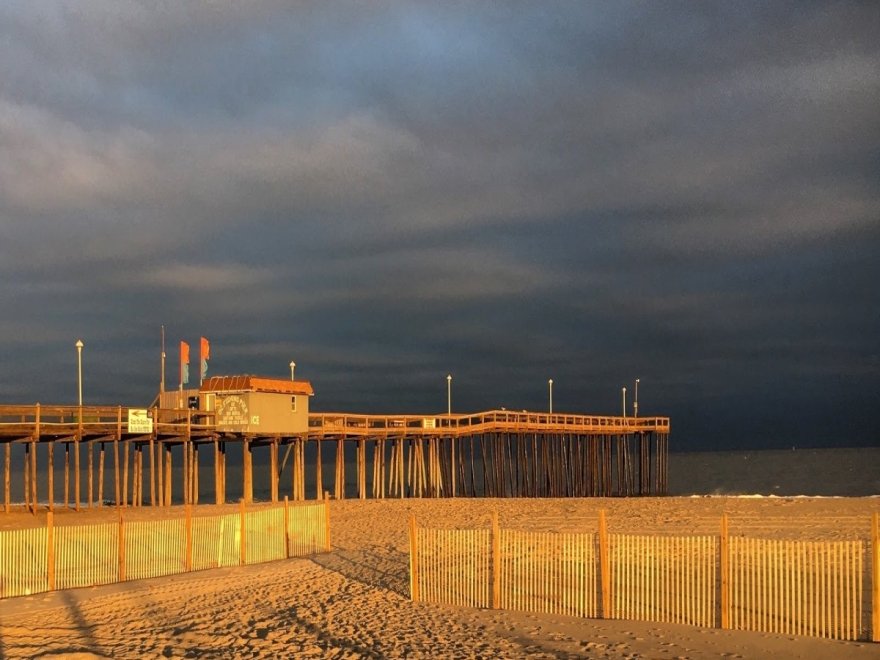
[
  {"xmin": 634, "ymin": 378, "xmax": 640, "ymax": 418},
  {"xmin": 621, "ymin": 386, "xmax": 626, "ymax": 421},
  {"xmin": 75, "ymin": 340, "xmax": 84, "ymax": 407},
  {"xmin": 548, "ymin": 379, "xmax": 553, "ymax": 415},
  {"xmin": 446, "ymin": 374, "xmax": 452, "ymax": 416},
  {"xmin": 290, "ymin": 361, "xmax": 296, "ymax": 381}
]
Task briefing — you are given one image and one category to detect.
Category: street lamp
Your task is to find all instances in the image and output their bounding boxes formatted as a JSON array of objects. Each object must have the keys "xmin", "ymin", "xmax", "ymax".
[
  {"xmin": 289, "ymin": 361, "xmax": 296, "ymax": 381},
  {"xmin": 548, "ymin": 379, "xmax": 553, "ymax": 415},
  {"xmin": 75, "ymin": 340, "xmax": 84, "ymax": 407},
  {"xmin": 634, "ymin": 378, "xmax": 640, "ymax": 418},
  {"xmin": 446, "ymin": 374, "xmax": 452, "ymax": 416},
  {"xmin": 621, "ymin": 386, "xmax": 626, "ymax": 420}
]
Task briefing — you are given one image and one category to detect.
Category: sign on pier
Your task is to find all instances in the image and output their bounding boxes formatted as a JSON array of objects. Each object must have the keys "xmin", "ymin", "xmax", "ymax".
[{"xmin": 127, "ymin": 408, "xmax": 154, "ymax": 433}]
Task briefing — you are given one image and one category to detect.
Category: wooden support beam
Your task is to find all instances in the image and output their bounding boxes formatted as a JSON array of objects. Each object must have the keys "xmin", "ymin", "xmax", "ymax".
[
  {"xmin": 123, "ymin": 441, "xmax": 130, "ymax": 508},
  {"xmin": 148, "ymin": 437, "xmax": 155, "ymax": 506},
  {"xmin": 87, "ymin": 439, "xmax": 94, "ymax": 508},
  {"xmin": 155, "ymin": 442, "xmax": 162, "ymax": 507},
  {"xmin": 242, "ymin": 438, "xmax": 252, "ymax": 504},
  {"xmin": 33, "ymin": 405, "xmax": 40, "ymax": 513},
  {"xmin": 4, "ymin": 442, "xmax": 10, "ymax": 513},
  {"xmin": 47, "ymin": 442, "xmax": 55, "ymax": 512},
  {"xmin": 64, "ymin": 442, "xmax": 69, "ymax": 509},
  {"xmin": 114, "ymin": 437, "xmax": 121, "ymax": 507},
  {"xmin": 30, "ymin": 439, "xmax": 38, "ymax": 514},
  {"xmin": 334, "ymin": 438, "xmax": 344, "ymax": 501},
  {"xmin": 215, "ymin": 439, "xmax": 224, "ymax": 505},
  {"xmin": 315, "ymin": 438, "xmax": 323, "ymax": 500},
  {"xmin": 24, "ymin": 442, "xmax": 31, "ymax": 513},
  {"xmin": 182, "ymin": 439, "xmax": 189, "ymax": 506},
  {"xmin": 192, "ymin": 443, "xmax": 199, "ymax": 505},
  {"xmin": 164, "ymin": 443, "xmax": 172, "ymax": 506},
  {"xmin": 270, "ymin": 438, "xmax": 278, "ymax": 503},
  {"xmin": 132, "ymin": 445, "xmax": 140, "ymax": 507},
  {"xmin": 450, "ymin": 435, "xmax": 456, "ymax": 497},
  {"xmin": 74, "ymin": 435, "xmax": 81, "ymax": 512},
  {"xmin": 358, "ymin": 438, "xmax": 366, "ymax": 500},
  {"xmin": 98, "ymin": 442, "xmax": 105, "ymax": 507}
]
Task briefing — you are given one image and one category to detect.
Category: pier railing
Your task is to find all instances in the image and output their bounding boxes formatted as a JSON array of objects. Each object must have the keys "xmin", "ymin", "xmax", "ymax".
[
  {"xmin": 0, "ymin": 404, "xmax": 216, "ymax": 436},
  {"xmin": 309, "ymin": 409, "xmax": 670, "ymax": 436},
  {"xmin": 1, "ymin": 405, "xmax": 669, "ymax": 437},
  {"xmin": 0, "ymin": 498, "xmax": 329, "ymax": 600},
  {"xmin": 409, "ymin": 512, "xmax": 880, "ymax": 643}
]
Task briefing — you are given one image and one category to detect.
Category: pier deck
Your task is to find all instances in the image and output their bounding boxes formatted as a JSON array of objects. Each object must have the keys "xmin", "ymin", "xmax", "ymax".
[{"xmin": 1, "ymin": 405, "xmax": 670, "ymax": 511}]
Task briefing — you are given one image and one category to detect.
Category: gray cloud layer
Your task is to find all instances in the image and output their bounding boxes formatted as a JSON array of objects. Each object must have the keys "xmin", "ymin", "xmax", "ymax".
[{"xmin": 2, "ymin": 2, "xmax": 878, "ymax": 448}]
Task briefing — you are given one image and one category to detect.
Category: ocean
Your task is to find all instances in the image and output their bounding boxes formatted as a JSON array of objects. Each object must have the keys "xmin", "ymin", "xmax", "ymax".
[
  {"xmin": 5, "ymin": 445, "xmax": 878, "ymax": 506},
  {"xmin": 668, "ymin": 447, "xmax": 879, "ymax": 497}
]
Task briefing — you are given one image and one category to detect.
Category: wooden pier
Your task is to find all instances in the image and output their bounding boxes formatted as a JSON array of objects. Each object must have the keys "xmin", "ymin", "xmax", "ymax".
[{"xmin": 0, "ymin": 405, "xmax": 669, "ymax": 512}]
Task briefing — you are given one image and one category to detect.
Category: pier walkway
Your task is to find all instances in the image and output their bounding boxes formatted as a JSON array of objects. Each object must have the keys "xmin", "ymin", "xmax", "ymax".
[{"xmin": 0, "ymin": 405, "xmax": 670, "ymax": 512}]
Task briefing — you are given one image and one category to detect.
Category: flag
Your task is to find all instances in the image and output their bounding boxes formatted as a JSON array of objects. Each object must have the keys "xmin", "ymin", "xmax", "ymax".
[
  {"xmin": 180, "ymin": 340, "xmax": 190, "ymax": 386},
  {"xmin": 200, "ymin": 336, "xmax": 210, "ymax": 381}
]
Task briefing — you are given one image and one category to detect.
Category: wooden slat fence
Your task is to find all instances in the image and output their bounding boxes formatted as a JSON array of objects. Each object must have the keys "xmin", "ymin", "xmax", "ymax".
[
  {"xmin": 409, "ymin": 511, "xmax": 879, "ymax": 643},
  {"xmin": 610, "ymin": 534, "xmax": 716, "ymax": 628},
  {"xmin": 55, "ymin": 523, "xmax": 119, "ymax": 590},
  {"xmin": 245, "ymin": 506, "xmax": 286, "ymax": 565},
  {"xmin": 410, "ymin": 524, "xmax": 491, "ymax": 608},
  {"xmin": 287, "ymin": 500, "xmax": 330, "ymax": 556},
  {"xmin": 126, "ymin": 518, "xmax": 185, "ymax": 581},
  {"xmin": 190, "ymin": 513, "xmax": 236, "ymax": 570},
  {"xmin": 499, "ymin": 528, "xmax": 598, "ymax": 618},
  {"xmin": 0, "ymin": 527, "xmax": 47, "ymax": 597},
  {"xmin": 728, "ymin": 537, "xmax": 863, "ymax": 641},
  {"xmin": 0, "ymin": 499, "xmax": 330, "ymax": 600}
]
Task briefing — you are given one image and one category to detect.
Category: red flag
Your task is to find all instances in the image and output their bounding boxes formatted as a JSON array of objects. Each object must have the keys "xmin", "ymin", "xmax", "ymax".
[
  {"xmin": 180, "ymin": 341, "xmax": 190, "ymax": 386},
  {"xmin": 200, "ymin": 336, "xmax": 210, "ymax": 381}
]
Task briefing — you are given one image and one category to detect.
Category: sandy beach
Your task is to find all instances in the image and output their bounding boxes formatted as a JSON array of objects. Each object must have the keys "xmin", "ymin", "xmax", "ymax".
[{"xmin": 0, "ymin": 496, "xmax": 877, "ymax": 658}]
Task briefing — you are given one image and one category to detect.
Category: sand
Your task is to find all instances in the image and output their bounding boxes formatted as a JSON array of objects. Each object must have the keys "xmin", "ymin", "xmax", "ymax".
[{"xmin": 0, "ymin": 496, "xmax": 877, "ymax": 658}]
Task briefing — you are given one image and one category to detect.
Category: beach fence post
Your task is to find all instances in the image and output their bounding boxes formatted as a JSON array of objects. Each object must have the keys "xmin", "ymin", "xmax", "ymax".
[
  {"xmin": 324, "ymin": 491, "xmax": 331, "ymax": 552},
  {"xmin": 409, "ymin": 515, "xmax": 420, "ymax": 602},
  {"xmin": 721, "ymin": 513, "xmax": 730, "ymax": 629},
  {"xmin": 239, "ymin": 499, "xmax": 247, "ymax": 566},
  {"xmin": 492, "ymin": 510, "xmax": 500, "ymax": 609},
  {"xmin": 118, "ymin": 508, "xmax": 126, "ymax": 582},
  {"xmin": 185, "ymin": 503, "xmax": 193, "ymax": 572},
  {"xmin": 46, "ymin": 509, "xmax": 55, "ymax": 591},
  {"xmin": 598, "ymin": 509, "xmax": 611, "ymax": 618},
  {"xmin": 873, "ymin": 512, "xmax": 879, "ymax": 643},
  {"xmin": 283, "ymin": 496, "xmax": 290, "ymax": 558}
]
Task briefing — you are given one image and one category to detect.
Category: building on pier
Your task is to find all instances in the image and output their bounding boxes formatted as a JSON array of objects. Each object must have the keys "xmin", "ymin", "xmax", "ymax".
[{"xmin": 200, "ymin": 375, "xmax": 314, "ymax": 434}]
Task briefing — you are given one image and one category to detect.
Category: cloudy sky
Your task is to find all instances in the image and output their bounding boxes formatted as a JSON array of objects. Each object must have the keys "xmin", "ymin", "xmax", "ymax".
[{"xmin": 2, "ymin": 2, "xmax": 878, "ymax": 450}]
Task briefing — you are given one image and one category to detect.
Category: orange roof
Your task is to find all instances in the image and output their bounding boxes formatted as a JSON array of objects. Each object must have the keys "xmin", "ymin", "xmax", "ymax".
[{"xmin": 200, "ymin": 375, "xmax": 314, "ymax": 396}]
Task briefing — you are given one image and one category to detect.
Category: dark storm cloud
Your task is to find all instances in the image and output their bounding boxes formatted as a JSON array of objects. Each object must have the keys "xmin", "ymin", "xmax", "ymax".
[{"xmin": 1, "ymin": 2, "xmax": 878, "ymax": 448}]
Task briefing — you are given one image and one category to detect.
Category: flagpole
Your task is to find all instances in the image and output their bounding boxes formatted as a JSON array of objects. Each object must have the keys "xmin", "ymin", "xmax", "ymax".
[{"xmin": 160, "ymin": 325, "xmax": 166, "ymax": 393}]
